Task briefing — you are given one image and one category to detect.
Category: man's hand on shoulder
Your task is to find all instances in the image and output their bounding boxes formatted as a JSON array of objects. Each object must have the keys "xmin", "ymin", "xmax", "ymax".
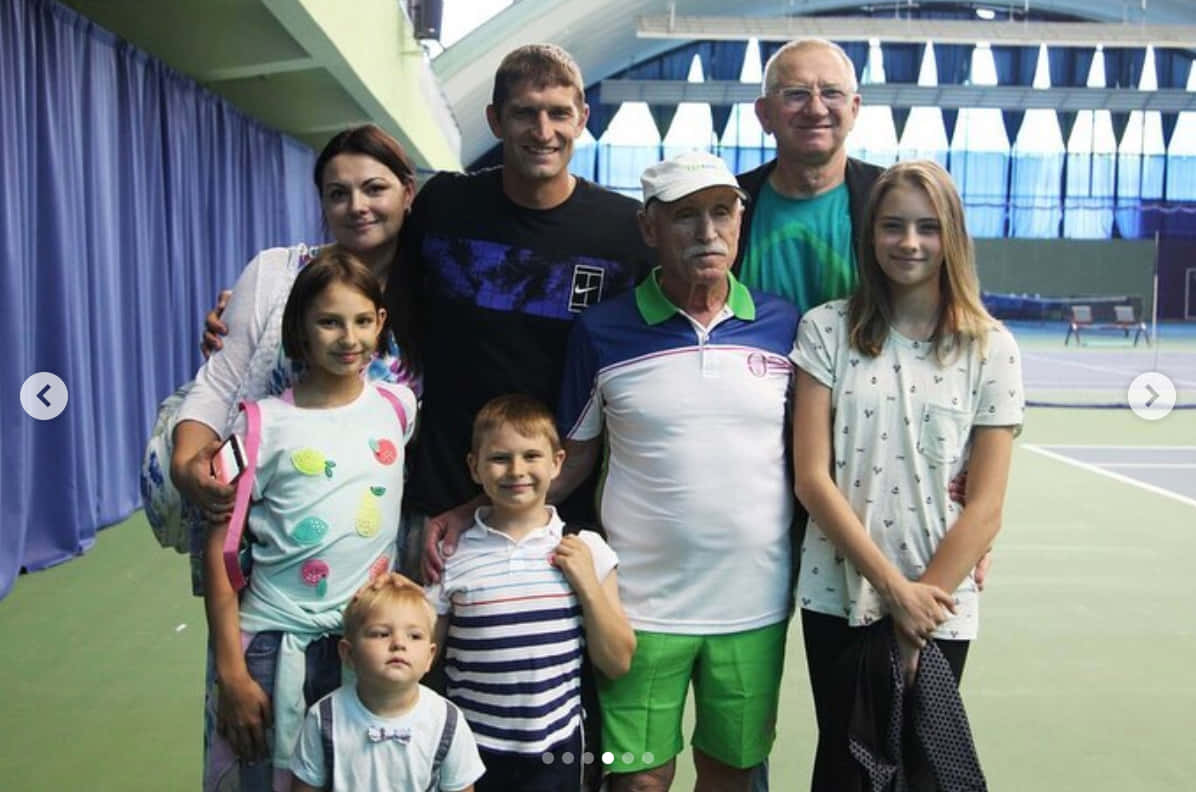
[{"xmin": 421, "ymin": 498, "xmax": 483, "ymax": 583}]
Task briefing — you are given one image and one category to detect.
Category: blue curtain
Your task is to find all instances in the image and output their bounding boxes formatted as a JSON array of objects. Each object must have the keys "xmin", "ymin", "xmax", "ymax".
[
  {"xmin": 1162, "ymin": 150, "xmax": 1196, "ymax": 237},
  {"xmin": 1105, "ymin": 49, "xmax": 1157, "ymax": 239},
  {"xmin": 1155, "ymin": 48, "xmax": 1194, "ymax": 148},
  {"xmin": 1063, "ymin": 144, "xmax": 1116, "ymax": 239},
  {"xmin": 699, "ymin": 40, "xmax": 750, "ymax": 82},
  {"xmin": 718, "ymin": 104, "xmax": 773, "ymax": 175},
  {"xmin": 697, "ymin": 41, "xmax": 748, "ymax": 142},
  {"xmin": 585, "ymin": 82, "xmax": 618, "ymax": 141},
  {"xmin": 1116, "ymin": 126, "xmax": 1166, "ymax": 239},
  {"xmin": 1048, "ymin": 46, "xmax": 1095, "ymax": 143},
  {"xmin": 881, "ymin": 43, "xmax": 925, "ymax": 140},
  {"xmin": 934, "ymin": 43, "xmax": 973, "ymax": 141},
  {"xmin": 618, "ymin": 44, "xmax": 697, "ymax": 139},
  {"xmin": 567, "ymin": 34, "xmax": 1192, "ymax": 240},
  {"xmin": 0, "ymin": 0, "xmax": 321, "ymax": 599},
  {"xmin": 1055, "ymin": 47, "xmax": 1106, "ymax": 239},
  {"xmin": 569, "ymin": 138, "xmax": 598, "ymax": 182},
  {"xmin": 990, "ymin": 46, "xmax": 1039, "ymax": 143},
  {"xmin": 598, "ymin": 142, "xmax": 659, "ymax": 199},
  {"xmin": 950, "ymin": 149, "xmax": 1009, "ymax": 238},
  {"xmin": 1010, "ymin": 152, "xmax": 1063, "ymax": 238},
  {"xmin": 1103, "ymin": 48, "xmax": 1146, "ymax": 142}
]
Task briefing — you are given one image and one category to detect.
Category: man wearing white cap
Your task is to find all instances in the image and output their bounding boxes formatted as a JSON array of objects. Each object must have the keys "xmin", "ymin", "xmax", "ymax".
[{"xmin": 554, "ymin": 151, "xmax": 799, "ymax": 792}]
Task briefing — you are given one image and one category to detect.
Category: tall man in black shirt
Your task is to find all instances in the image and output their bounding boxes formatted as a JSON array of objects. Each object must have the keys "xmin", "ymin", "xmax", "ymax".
[
  {"xmin": 406, "ymin": 45, "xmax": 651, "ymax": 580},
  {"xmin": 201, "ymin": 46, "xmax": 651, "ymax": 577}
]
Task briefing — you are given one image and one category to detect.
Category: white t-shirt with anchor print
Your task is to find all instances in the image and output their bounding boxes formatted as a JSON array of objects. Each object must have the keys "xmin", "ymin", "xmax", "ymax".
[{"xmin": 790, "ymin": 299, "xmax": 1024, "ymax": 640}]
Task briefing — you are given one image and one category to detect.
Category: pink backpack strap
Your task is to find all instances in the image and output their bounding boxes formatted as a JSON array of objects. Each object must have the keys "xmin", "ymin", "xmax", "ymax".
[
  {"xmin": 223, "ymin": 400, "xmax": 262, "ymax": 591},
  {"xmin": 373, "ymin": 385, "xmax": 409, "ymax": 436}
]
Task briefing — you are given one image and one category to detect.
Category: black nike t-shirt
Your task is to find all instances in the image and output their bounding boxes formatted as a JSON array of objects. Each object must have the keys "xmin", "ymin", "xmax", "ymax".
[{"xmin": 401, "ymin": 167, "xmax": 651, "ymax": 520}]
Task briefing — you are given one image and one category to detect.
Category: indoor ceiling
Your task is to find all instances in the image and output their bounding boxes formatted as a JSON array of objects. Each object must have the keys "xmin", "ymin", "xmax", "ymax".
[
  {"xmin": 435, "ymin": 0, "xmax": 1196, "ymax": 164},
  {"xmin": 57, "ymin": 0, "xmax": 459, "ymax": 167},
  {"xmin": 53, "ymin": 0, "xmax": 1196, "ymax": 167}
]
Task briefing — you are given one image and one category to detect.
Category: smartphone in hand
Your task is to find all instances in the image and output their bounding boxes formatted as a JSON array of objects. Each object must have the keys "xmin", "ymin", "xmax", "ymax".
[{"xmin": 211, "ymin": 434, "xmax": 247, "ymax": 486}]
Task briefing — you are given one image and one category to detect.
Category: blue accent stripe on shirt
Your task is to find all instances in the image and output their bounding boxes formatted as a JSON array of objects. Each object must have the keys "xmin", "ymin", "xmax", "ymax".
[
  {"xmin": 462, "ymin": 705, "xmax": 582, "ymax": 746},
  {"xmin": 449, "ymin": 687, "xmax": 578, "ymax": 720},
  {"xmin": 445, "ymin": 668, "xmax": 579, "ymax": 697},
  {"xmin": 445, "ymin": 647, "xmax": 583, "ymax": 674},
  {"xmin": 448, "ymin": 626, "xmax": 582, "ymax": 652},
  {"xmin": 451, "ymin": 605, "xmax": 581, "ymax": 628}
]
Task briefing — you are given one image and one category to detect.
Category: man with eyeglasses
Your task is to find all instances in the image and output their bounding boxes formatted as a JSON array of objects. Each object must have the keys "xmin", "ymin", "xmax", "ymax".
[
  {"xmin": 734, "ymin": 38, "xmax": 882, "ymax": 312},
  {"xmin": 737, "ymin": 38, "xmax": 985, "ymax": 792},
  {"xmin": 731, "ymin": 41, "xmax": 883, "ymax": 792}
]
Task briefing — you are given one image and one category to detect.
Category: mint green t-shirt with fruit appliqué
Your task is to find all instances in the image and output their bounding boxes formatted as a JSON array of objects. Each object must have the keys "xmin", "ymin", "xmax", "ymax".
[{"xmin": 739, "ymin": 180, "xmax": 856, "ymax": 316}]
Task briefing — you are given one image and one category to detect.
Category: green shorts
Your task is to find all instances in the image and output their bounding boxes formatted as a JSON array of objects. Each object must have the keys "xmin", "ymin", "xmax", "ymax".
[{"xmin": 597, "ymin": 621, "xmax": 786, "ymax": 773}]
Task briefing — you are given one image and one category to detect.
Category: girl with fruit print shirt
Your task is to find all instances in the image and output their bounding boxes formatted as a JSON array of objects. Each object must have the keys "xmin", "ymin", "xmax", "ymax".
[
  {"xmin": 203, "ymin": 248, "xmax": 417, "ymax": 792},
  {"xmin": 791, "ymin": 160, "xmax": 1023, "ymax": 790}
]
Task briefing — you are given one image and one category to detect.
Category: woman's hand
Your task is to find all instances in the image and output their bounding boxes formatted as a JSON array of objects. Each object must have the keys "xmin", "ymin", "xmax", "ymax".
[
  {"xmin": 172, "ymin": 437, "xmax": 236, "ymax": 523},
  {"xmin": 216, "ymin": 670, "xmax": 272, "ymax": 760},
  {"xmin": 886, "ymin": 578, "xmax": 955, "ymax": 647}
]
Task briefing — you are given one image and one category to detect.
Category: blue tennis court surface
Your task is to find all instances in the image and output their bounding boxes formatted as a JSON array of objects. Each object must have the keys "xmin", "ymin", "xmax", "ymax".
[
  {"xmin": 1022, "ymin": 443, "xmax": 1196, "ymax": 504},
  {"xmin": 1005, "ymin": 321, "xmax": 1196, "ymax": 408}
]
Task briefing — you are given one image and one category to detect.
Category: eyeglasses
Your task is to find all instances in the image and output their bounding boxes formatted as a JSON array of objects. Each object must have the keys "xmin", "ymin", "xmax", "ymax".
[{"xmin": 772, "ymin": 85, "xmax": 852, "ymax": 109}]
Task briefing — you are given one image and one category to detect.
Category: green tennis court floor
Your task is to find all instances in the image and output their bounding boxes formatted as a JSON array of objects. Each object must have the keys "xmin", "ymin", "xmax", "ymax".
[{"xmin": 2, "ymin": 407, "xmax": 1193, "ymax": 790}]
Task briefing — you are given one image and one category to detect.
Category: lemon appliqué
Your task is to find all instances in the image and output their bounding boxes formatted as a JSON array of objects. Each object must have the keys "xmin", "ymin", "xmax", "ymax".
[
  {"xmin": 292, "ymin": 516, "xmax": 329, "ymax": 546},
  {"xmin": 291, "ymin": 448, "xmax": 336, "ymax": 478}
]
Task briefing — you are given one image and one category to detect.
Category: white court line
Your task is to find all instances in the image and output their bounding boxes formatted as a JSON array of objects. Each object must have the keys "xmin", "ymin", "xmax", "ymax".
[
  {"xmin": 1021, "ymin": 351, "xmax": 1196, "ymax": 388},
  {"xmin": 1036, "ymin": 444, "xmax": 1196, "ymax": 450},
  {"xmin": 1022, "ymin": 444, "xmax": 1196, "ymax": 510},
  {"xmin": 1098, "ymin": 463, "xmax": 1196, "ymax": 469}
]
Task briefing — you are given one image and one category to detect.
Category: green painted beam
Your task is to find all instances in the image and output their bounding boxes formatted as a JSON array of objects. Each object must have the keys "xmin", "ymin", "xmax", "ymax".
[{"xmin": 263, "ymin": 0, "xmax": 461, "ymax": 170}]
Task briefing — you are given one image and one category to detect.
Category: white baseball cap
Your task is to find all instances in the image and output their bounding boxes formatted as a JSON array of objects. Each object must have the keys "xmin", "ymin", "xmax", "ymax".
[{"xmin": 640, "ymin": 150, "xmax": 748, "ymax": 205}]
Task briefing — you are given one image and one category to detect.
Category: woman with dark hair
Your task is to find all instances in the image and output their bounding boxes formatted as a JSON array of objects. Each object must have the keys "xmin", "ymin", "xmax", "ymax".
[
  {"xmin": 163, "ymin": 125, "xmax": 420, "ymax": 791},
  {"xmin": 171, "ymin": 124, "xmax": 417, "ymax": 543}
]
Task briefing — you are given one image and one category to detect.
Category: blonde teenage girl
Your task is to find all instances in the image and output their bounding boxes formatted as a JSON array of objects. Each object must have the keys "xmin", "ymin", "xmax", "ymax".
[{"xmin": 791, "ymin": 160, "xmax": 1023, "ymax": 790}]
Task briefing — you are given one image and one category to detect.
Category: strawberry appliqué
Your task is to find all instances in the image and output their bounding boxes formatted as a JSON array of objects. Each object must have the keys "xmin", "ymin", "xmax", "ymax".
[
  {"xmin": 300, "ymin": 559, "xmax": 330, "ymax": 597},
  {"xmin": 369, "ymin": 438, "xmax": 397, "ymax": 465}
]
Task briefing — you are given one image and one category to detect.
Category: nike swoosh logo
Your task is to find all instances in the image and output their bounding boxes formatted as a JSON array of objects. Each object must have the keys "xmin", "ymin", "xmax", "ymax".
[{"xmin": 574, "ymin": 285, "xmax": 599, "ymax": 295}]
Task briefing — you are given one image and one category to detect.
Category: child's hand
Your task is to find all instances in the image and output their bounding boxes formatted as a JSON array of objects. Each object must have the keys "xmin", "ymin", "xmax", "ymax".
[
  {"xmin": 217, "ymin": 671, "xmax": 273, "ymax": 760},
  {"xmin": 895, "ymin": 629, "xmax": 921, "ymax": 687},
  {"xmin": 550, "ymin": 535, "xmax": 599, "ymax": 595}
]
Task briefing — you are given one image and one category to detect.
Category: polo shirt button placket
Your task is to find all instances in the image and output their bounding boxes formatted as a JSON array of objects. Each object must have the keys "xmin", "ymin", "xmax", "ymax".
[{"xmin": 699, "ymin": 331, "xmax": 718, "ymax": 378}]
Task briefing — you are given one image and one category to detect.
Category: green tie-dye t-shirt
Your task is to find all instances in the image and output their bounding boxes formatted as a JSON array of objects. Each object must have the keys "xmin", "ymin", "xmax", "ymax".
[{"xmin": 739, "ymin": 179, "xmax": 856, "ymax": 316}]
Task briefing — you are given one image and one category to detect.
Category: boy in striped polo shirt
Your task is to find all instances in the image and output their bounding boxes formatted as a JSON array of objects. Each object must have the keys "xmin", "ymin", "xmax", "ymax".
[{"xmin": 426, "ymin": 395, "xmax": 636, "ymax": 792}]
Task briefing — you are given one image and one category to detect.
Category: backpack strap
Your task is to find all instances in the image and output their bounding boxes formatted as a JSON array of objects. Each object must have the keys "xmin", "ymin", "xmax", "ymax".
[
  {"xmin": 373, "ymin": 385, "xmax": 409, "ymax": 436},
  {"xmin": 222, "ymin": 400, "xmax": 261, "ymax": 591},
  {"xmin": 426, "ymin": 701, "xmax": 459, "ymax": 792},
  {"xmin": 318, "ymin": 694, "xmax": 334, "ymax": 790}
]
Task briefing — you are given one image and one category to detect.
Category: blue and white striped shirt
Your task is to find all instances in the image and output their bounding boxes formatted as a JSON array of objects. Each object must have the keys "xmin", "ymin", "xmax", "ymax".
[{"xmin": 426, "ymin": 507, "xmax": 618, "ymax": 755}]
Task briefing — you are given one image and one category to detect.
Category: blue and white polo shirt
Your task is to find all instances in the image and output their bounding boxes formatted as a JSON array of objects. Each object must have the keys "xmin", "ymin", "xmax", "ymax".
[
  {"xmin": 426, "ymin": 507, "xmax": 617, "ymax": 755},
  {"xmin": 558, "ymin": 269, "xmax": 798, "ymax": 635}
]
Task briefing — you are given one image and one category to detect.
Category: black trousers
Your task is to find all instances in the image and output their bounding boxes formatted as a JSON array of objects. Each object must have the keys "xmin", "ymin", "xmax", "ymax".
[
  {"xmin": 476, "ymin": 727, "xmax": 584, "ymax": 792},
  {"xmin": 800, "ymin": 610, "xmax": 969, "ymax": 792}
]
